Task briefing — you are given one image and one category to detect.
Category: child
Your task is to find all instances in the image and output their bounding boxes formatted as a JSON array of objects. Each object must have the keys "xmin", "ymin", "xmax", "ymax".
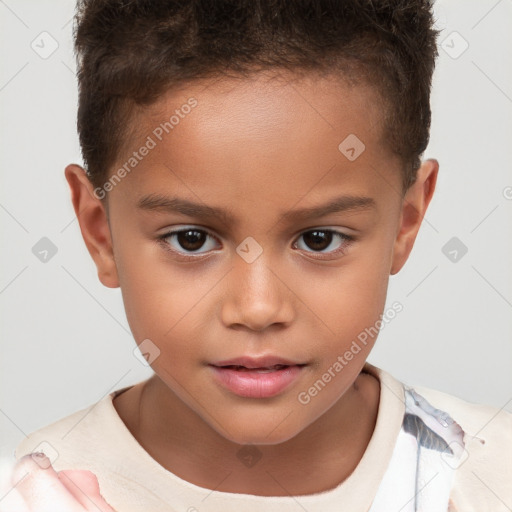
[{"xmin": 7, "ymin": 0, "xmax": 511, "ymax": 511}]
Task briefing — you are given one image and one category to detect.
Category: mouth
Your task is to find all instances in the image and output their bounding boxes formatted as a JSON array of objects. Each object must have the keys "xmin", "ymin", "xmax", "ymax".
[
  {"xmin": 208, "ymin": 361, "xmax": 307, "ymax": 398},
  {"xmin": 211, "ymin": 355, "xmax": 306, "ymax": 369},
  {"xmin": 214, "ymin": 363, "xmax": 303, "ymax": 373}
]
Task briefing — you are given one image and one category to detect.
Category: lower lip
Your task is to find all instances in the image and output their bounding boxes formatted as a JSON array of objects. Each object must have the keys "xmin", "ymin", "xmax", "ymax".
[{"xmin": 209, "ymin": 365, "xmax": 305, "ymax": 398}]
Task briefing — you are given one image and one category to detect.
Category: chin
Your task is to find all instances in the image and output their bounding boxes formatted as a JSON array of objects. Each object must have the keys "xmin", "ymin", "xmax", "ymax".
[{"xmin": 214, "ymin": 416, "xmax": 306, "ymax": 446}]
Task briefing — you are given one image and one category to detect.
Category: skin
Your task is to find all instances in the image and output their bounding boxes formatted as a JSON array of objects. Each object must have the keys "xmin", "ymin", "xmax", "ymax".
[
  {"xmin": 2, "ymin": 454, "xmax": 114, "ymax": 511},
  {"xmin": 11, "ymin": 70, "xmax": 438, "ymax": 505}
]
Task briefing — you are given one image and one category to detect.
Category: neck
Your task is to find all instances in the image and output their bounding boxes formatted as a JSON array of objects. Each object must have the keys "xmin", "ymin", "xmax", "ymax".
[{"xmin": 121, "ymin": 370, "xmax": 380, "ymax": 497}]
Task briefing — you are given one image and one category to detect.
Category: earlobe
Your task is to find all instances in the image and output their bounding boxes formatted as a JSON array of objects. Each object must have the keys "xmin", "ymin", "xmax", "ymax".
[
  {"xmin": 64, "ymin": 164, "xmax": 120, "ymax": 288},
  {"xmin": 390, "ymin": 159, "xmax": 439, "ymax": 275}
]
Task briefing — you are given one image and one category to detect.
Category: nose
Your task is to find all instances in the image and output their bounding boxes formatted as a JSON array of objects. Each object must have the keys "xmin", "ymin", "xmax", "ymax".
[{"xmin": 220, "ymin": 253, "xmax": 295, "ymax": 332}]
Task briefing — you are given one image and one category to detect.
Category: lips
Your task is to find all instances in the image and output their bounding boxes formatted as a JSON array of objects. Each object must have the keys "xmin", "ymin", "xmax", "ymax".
[
  {"xmin": 209, "ymin": 356, "xmax": 307, "ymax": 398},
  {"xmin": 220, "ymin": 364, "xmax": 290, "ymax": 373},
  {"xmin": 211, "ymin": 355, "xmax": 304, "ymax": 370}
]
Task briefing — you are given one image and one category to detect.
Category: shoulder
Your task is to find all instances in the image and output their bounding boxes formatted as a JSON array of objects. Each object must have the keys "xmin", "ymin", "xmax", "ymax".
[
  {"xmin": 411, "ymin": 384, "xmax": 512, "ymax": 438},
  {"xmin": 411, "ymin": 384, "xmax": 512, "ymax": 511},
  {"xmin": 14, "ymin": 385, "xmax": 133, "ymax": 471}
]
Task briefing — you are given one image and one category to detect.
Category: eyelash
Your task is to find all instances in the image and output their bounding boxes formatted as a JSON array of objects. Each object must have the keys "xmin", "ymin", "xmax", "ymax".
[{"xmin": 157, "ymin": 226, "xmax": 355, "ymax": 261}]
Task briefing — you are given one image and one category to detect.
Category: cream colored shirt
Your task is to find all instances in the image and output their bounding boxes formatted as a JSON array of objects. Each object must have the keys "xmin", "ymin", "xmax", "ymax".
[{"xmin": 14, "ymin": 364, "xmax": 512, "ymax": 511}]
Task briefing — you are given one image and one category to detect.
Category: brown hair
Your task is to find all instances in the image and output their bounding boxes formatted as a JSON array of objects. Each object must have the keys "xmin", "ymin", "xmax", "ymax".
[{"xmin": 73, "ymin": 0, "xmax": 439, "ymax": 192}]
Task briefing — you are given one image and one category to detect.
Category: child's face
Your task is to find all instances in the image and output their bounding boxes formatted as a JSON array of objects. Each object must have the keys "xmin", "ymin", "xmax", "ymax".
[{"xmin": 67, "ymin": 71, "xmax": 437, "ymax": 445}]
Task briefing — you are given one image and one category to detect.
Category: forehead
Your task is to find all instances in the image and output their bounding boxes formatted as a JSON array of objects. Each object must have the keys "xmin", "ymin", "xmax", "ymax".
[
  {"xmin": 142, "ymin": 70, "xmax": 386, "ymax": 150},
  {"xmin": 111, "ymin": 71, "xmax": 401, "ymax": 214}
]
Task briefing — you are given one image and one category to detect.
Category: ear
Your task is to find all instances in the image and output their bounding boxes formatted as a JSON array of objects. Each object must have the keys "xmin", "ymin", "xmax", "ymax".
[
  {"xmin": 390, "ymin": 159, "xmax": 439, "ymax": 275},
  {"xmin": 64, "ymin": 164, "xmax": 120, "ymax": 288}
]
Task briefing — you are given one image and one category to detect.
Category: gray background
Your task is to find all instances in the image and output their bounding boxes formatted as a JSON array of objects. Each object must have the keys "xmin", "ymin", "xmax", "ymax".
[{"xmin": 1, "ymin": 0, "xmax": 511, "ymax": 460}]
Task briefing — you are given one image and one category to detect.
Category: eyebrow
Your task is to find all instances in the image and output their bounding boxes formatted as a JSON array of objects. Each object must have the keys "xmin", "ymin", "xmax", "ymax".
[{"xmin": 137, "ymin": 193, "xmax": 376, "ymax": 224}]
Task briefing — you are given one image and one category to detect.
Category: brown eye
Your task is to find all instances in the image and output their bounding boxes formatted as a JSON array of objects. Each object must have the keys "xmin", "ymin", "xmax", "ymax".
[
  {"xmin": 176, "ymin": 230, "xmax": 207, "ymax": 251},
  {"xmin": 301, "ymin": 230, "xmax": 333, "ymax": 251},
  {"xmin": 161, "ymin": 227, "xmax": 220, "ymax": 255},
  {"xmin": 294, "ymin": 229, "xmax": 353, "ymax": 257}
]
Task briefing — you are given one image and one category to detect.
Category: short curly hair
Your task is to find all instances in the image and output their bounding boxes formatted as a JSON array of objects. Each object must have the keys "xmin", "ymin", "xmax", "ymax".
[{"xmin": 73, "ymin": 0, "xmax": 439, "ymax": 192}]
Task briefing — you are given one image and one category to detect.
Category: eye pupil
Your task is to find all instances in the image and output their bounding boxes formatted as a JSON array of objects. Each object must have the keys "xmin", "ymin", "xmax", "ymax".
[
  {"xmin": 164, "ymin": 228, "xmax": 347, "ymax": 258},
  {"xmin": 178, "ymin": 230, "xmax": 206, "ymax": 251},
  {"xmin": 303, "ymin": 230, "xmax": 332, "ymax": 251}
]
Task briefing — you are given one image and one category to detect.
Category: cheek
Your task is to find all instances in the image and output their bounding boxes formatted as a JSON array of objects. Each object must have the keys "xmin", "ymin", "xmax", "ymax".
[
  {"xmin": 294, "ymin": 241, "xmax": 392, "ymax": 392},
  {"xmin": 116, "ymin": 246, "xmax": 220, "ymax": 355},
  {"xmin": 114, "ymin": 244, "xmax": 184, "ymax": 340},
  {"xmin": 302, "ymin": 254, "xmax": 390, "ymax": 338}
]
